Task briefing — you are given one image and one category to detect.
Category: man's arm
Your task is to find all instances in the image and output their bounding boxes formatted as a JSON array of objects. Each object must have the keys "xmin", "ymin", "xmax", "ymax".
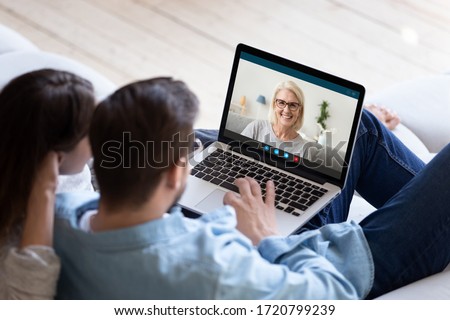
[{"xmin": 221, "ymin": 178, "xmax": 372, "ymax": 299}]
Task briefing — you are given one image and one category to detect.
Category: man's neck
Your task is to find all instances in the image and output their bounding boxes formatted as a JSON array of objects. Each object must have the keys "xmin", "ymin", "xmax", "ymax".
[{"xmin": 90, "ymin": 197, "xmax": 170, "ymax": 232}]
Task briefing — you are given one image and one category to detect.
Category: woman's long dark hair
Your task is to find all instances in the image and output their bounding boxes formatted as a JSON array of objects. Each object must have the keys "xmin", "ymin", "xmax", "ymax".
[{"xmin": 0, "ymin": 69, "xmax": 95, "ymax": 243}]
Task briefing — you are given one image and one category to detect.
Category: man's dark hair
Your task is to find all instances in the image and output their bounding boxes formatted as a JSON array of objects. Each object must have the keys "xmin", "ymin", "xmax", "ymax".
[{"xmin": 89, "ymin": 77, "xmax": 199, "ymax": 209}]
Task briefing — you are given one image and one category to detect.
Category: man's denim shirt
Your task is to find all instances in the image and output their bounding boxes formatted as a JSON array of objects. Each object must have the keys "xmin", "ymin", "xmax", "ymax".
[{"xmin": 54, "ymin": 192, "xmax": 374, "ymax": 299}]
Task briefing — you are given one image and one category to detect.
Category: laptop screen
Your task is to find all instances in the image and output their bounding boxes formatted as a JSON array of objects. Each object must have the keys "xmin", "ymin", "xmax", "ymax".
[{"xmin": 219, "ymin": 44, "xmax": 365, "ymax": 188}]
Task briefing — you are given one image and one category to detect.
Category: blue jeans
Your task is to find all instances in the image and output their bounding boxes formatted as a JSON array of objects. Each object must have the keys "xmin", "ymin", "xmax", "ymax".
[
  {"xmin": 305, "ymin": 110, "xmax": 426, "ymax": 227},
  {"xmin": 194, "ymin": 110, "xmax": 450, "ymax": 298}
]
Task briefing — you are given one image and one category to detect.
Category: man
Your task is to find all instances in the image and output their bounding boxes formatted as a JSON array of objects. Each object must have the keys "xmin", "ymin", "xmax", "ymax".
[{"xmin": 54, "ymin": 77, "xmax": 450, "ymax": 299}]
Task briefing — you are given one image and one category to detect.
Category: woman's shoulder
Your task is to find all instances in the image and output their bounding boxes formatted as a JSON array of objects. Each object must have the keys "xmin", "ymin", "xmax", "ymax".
[{"xmin": 249, "ymin": 119, "xmax": 270, "ymax": 129}]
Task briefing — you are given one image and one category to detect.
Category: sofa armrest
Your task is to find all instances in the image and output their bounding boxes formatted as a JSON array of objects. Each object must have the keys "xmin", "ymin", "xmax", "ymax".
[
  {"xmin": 0, "ymin": 51, "xmax": 116, "ymax": 101},
  {"xmin": 366, "ymin": 75, "xmax": 450, "ymax": 153},
  {"xmin": 0, "ymin": 24, "xmax": 38, "ymax": 54},
  {"xmin": 376, "ymin": 265, "xmax": 450, "ymax": 300}
]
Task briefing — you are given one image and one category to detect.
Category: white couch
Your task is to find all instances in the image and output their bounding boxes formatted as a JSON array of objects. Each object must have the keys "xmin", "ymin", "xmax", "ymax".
[
  {"xmin": 1, "ymin": 24, "xmax": 449, "ymax": 299},
  {"xmin": 348, "ymin": 75, "xmax": 450, "ymax": 299},
  {"xmin": 0, "ymin": 24, "xmax": 116, "ymax": 193}
]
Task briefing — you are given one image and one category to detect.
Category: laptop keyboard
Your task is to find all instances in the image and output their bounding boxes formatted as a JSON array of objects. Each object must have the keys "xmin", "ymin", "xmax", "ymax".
[{"xmin": 190, "ymin": 149, "xmax": 328, "ymax": 217}]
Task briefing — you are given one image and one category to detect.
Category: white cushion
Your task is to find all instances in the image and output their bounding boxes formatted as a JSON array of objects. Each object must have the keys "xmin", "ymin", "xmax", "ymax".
[
  {"xmin": 366, "ymin": 75, "xmax": 450, "ymax": 153},
  {"xmin": 0, "ymin": 51, "xmax": 116, "ymax": 101},
  {"xmin": 0, "ymin": 24, "xmax": 38, "ymax": 54},
  {"xmin": 391, "ymin": 124, "xmax": 428, "ymax": 155},
  {"xmin": 377, "ymin": 266, "xmax": 450, "ymax": 300}
]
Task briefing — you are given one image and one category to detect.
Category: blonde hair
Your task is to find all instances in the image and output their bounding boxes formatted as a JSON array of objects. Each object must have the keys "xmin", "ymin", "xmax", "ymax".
[{"xmin": 268, "ymin": 81, "xmax": 305, "ymax": 131}]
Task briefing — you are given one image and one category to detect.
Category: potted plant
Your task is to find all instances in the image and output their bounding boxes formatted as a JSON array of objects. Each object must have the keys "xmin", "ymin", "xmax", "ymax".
[
  {"xmin": 316, "ymin": 100, "xmax": 330, "ymax": 131},
  {"xmin": 316, "ymin": 100, "xmax": 333, "ymax": 145}
]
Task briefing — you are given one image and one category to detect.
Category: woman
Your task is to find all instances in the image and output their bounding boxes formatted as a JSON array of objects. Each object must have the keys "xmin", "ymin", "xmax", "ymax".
[
  {"xmin": 0, "ymin": 69, "xmax": 95, "ymax": 299},
  {"xmin": 241, "ymin": 81, "xmax": 308, "ymax": 153}
]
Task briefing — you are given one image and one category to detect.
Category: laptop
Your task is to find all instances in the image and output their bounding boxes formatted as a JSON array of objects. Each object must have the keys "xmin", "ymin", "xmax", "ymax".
[{"xmin": 178, "ymin": 43, "xmax": 364, "ymax": 236}]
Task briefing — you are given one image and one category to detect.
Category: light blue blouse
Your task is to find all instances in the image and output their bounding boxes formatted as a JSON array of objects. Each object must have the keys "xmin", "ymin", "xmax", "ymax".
[{"xmin": 54, "ymin": 192, "xmax": 373, "ymax": 299}]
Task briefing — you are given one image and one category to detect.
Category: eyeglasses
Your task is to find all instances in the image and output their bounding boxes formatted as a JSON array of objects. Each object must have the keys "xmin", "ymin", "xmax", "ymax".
[{"xmin": 275, "ymin": 99, "xmax": 301, "ymax": 111}]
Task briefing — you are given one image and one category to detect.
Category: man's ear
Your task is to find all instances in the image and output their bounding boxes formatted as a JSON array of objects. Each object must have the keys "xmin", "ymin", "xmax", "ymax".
[{"xmin": 165, "ymin": 157, "xmax": 189, "ymax": 190}]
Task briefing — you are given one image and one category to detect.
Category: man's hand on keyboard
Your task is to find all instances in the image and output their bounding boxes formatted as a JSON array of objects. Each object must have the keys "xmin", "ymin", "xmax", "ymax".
[{"xmin": 223, "ymin": 177, "xmax": 279, "ymax": 245}]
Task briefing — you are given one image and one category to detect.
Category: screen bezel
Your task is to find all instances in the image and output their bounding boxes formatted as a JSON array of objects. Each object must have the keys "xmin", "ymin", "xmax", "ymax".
[{"xmin": 218, "ymin": 43, "xmax": 365, "ymax": 188}]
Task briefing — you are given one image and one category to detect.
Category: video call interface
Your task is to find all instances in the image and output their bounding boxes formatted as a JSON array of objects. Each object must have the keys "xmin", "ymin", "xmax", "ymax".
[{"xmin": 223, "ymin": 52, "xmax": 361, "ymax": 181}]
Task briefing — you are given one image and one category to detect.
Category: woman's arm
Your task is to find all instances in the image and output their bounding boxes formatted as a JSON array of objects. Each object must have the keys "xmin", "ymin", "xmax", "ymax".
[
  {"xmin": 3, "ymin": 152, "xmax": 61, "ymax": 299},
  {"xmin": 20, "ymin": 152, "xmax": 59, "ymax": 247}
]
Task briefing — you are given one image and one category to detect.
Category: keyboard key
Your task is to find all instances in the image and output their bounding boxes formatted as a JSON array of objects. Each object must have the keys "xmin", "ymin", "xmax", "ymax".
[
  {"xmin": 264, "ymin": 171, "xmax": 273, "ymax": 178},
  {"xmin": 203, "ymin": 174, "xmax": 213, "ymax": 182},
  {"xmin": 306, "ymin": 196, "xmax": 319, "ymax": 207},
  {"xmin": 255, "ymin": 175, "xmax": 264, "ymax": 182},
  {"xmin": 298, "ymin": 198, "xmax": 308, "ymax": 204},
  {"xmin": 303, "ymin": 187, "xmax": 313, "ymax": 193},
  {"xmin": 311, "ymin": 190, "xmax": 325, "ymax": 197},
  {"xmin": 291, "ymin": 202, "xmax": 308, "ymax": 212},
  {"xmin": 210, "ymin": 178, "xmax": 222, "ymax": 185},
  {"xmin": 211, "ymin": 171, "xmax": 220, "ymax": 177},
  {"xmin": 280, "ymin": 177, "xmax": 289, "ymax": 184},
  {"xmin": 286, "ymin": 187, "xmax": 295, "ymax": 193},
  {"xmin": 272, "ymin": 174, "xmax": 281, "ymax": 181},
  {"xmin": 220, "ymin": 181, "xmax": 239, "ymax": 193},
  {"xmin": 195, "ymin": 172, "xmax": 205, "ymax": 179},
  {"xmin": 282, "ymin": 191, "xmax": 292, "ymax": 198},
  {"xmin": 202, "ymin": 160, "xmax": 215, "ymax": 168},
  {"xmin": 285, "ymin": 207, "xmax": 294, "ymax": 214}
]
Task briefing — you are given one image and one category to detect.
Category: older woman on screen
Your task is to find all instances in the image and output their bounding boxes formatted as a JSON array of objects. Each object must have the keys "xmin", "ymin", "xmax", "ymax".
[{"xmin": 241, "ymin": 81, "xmax": 307, "ymax": 153}]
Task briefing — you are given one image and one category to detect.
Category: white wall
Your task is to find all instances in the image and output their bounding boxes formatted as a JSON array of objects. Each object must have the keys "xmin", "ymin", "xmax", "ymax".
[{"xmin": 230, "ymin": 60, "xmax": 358, "ymax": 149}]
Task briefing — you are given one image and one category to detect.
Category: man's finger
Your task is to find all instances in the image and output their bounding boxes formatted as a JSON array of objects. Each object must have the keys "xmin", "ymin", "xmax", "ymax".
[
  {"xmin": 223, "ymin": 191, "xmax": 240, "ymax": 206},
  {"xmin": 234, "ymin": 178, "xmax": 252, "ymax": 198},
  {"xmin": 265, "ymin": 180, "xmax": 275, "ymax": 207},
  {"xmin": 246, "ymin": 178, "xmax": 262, "ymax": 198}
]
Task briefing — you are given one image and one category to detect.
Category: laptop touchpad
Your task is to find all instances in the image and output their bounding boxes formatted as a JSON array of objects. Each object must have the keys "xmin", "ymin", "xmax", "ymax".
[{"xmin": 195, "ymin": 189, "xmax": 227, "ymax": 213}]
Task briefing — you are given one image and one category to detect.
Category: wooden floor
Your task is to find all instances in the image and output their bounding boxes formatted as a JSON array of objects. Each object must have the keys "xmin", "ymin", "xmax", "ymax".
[{"xmin": 1, "ymin": 0, "xmax": 449, "ymax": 128}]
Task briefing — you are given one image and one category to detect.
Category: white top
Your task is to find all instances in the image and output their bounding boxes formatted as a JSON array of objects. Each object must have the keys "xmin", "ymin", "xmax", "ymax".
[
  {"xmin": 0, "ymin": 164, "xmax": 92, "ymax": 299},
  {"xmin": 241, "ymin": 119, "xmax": 343, "ymax": 174},
  {"xmin": 241, "ymin": 119, "xmax": 308, "ymax": 154},
  {"xmin": 0, "ymin": 242, "xmax": 60, "ymax": 299},
  {"xmin": 79, "ymin": 210, "xmax": 97, "ymax": 232}
]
